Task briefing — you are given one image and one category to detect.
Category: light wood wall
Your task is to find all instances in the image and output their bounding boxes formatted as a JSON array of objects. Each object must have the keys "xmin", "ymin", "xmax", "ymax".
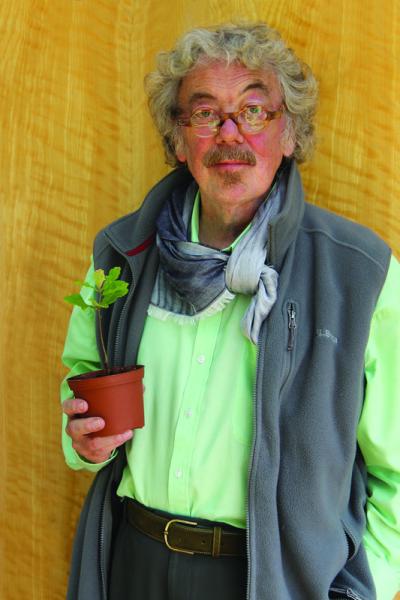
[{"xmin": 1, "ymin": 1, "xmax": 399, "ymax": 598}]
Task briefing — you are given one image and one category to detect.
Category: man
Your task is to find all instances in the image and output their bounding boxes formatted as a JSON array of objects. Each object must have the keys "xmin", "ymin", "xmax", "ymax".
[{"xmin": 61, "ymin": 23, "xmax": 400, "ymax": 600}]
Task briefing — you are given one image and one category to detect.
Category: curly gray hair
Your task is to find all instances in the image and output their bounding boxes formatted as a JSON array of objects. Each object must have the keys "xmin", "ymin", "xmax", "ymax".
[{"xmin": 145, "ymin": 22, "xmax": 318, "ymax": 167}]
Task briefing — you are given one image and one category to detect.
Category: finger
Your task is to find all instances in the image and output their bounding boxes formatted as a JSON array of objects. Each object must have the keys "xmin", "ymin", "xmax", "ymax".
[
  {"xmin": 67, "ymin": 416, "xmax": 105, "ymax": 439},
  {"xmin": 73, "ymin": 429, "xmax": 133, "ymax": 463},
  {"xmin": 62, "ymin": 398, "xmax": 88, "ymax": 416},
  {"xmin": 84, "ymin": 430, "xmax": 133, "ymax": 456}
]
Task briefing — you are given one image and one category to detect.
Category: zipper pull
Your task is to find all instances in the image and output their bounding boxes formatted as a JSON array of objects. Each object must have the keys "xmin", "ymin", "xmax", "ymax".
[{"xmin": 287, "ymin": 303, "xmax": 297, "ymax": 351}]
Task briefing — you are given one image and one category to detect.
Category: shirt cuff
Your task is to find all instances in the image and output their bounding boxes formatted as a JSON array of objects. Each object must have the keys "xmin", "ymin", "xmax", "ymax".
[{"xmin": 63, "ymin": 442, "xmax": 118, "ymax": 472}]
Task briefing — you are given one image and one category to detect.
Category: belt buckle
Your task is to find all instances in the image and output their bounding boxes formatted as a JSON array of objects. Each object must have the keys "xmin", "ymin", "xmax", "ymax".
[{"xmin": 163, "ymin": 518, "xmax": 198, "ymax": 555}]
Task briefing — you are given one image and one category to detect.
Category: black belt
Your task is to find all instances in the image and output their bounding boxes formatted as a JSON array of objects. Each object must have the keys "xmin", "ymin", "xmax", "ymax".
[{"xmin": 125, "ymin": 499, "xmax": 247, "ymax": 558}]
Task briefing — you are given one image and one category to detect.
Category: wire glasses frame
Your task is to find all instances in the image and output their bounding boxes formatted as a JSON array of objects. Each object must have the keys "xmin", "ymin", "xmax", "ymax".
[{"xmin": 176, "ymin": 104, "xmax": 285, "ymax": 138}]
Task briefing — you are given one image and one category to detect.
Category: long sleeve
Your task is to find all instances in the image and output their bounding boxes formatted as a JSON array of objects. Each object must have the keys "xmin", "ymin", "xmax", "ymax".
[{"xmin": 358, "ymin": 255, "xmax": 400, "ymax": 599}]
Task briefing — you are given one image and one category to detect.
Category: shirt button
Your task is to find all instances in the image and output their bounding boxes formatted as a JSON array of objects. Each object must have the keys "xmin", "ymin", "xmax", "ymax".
[
  {"xmin": 175, "ymin": 469, "xmax": 183, "ymax": 479},
  {"xmin": 197, "ymin": 354, "xmax": 206, "ymax": 364},
  {"xmin": 184, "ymin": 409, "xmax": 193, "ymax": 418}
]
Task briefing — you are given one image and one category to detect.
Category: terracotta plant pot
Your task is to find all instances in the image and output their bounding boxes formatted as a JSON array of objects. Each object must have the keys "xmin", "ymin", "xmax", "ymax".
[{"xmin": 67, "ymin": 365, "xmax": 144, "ymax": 437}]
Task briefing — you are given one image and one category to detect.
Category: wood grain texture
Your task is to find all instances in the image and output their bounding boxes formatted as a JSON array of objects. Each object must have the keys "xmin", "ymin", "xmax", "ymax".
[{"xmin": 1, "ymin": 1, "xmax": 399, "ymax": 598}]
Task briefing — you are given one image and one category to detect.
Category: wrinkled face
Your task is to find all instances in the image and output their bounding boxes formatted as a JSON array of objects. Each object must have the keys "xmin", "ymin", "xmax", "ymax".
[{"xmin": 175, "ymin": 61, "xmax": 295, "ymax": 215}]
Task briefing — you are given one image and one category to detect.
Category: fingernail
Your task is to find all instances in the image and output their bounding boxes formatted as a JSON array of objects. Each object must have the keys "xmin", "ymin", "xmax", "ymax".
[
  {"xmin": 79, "ymin": 401, "xmax": 86, "ymax": 411},
  {"xmin": 92, "ymin": 418, "xmax": 104, "ymax": 430}
]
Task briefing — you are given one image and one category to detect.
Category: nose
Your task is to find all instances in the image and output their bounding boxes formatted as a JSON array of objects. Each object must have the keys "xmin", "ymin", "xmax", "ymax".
[{"xmin": 215, "ymin": 117, "xmax": 244, "ymax": 144}]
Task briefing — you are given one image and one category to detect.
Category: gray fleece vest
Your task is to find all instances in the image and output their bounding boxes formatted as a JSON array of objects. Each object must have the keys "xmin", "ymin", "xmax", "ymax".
[{"xmin": 68, "ymin": 161, "xmax": 391, "ymax": 600}]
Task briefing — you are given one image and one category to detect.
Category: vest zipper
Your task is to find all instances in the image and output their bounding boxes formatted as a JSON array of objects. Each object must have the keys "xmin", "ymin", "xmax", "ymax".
[
  {"xmin": 287, "ymin": 302, "xmax": 297, "ymax": 351},
  {"xmin": 98, "ymin": 487, "xmax": 107, "ymax": 600},
  {"xmin": 247, "ymin": 306, "xmax": 297, "ymax": 598},
  {"xmin": 246, "ymin": 323, "xmax": 267, "ymax": 600}
]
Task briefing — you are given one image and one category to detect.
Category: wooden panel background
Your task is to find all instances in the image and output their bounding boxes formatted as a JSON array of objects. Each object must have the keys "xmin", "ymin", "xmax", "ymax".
[{"xmin": 1, "ymin": 1, "xmax": 399, "ymax": 598}]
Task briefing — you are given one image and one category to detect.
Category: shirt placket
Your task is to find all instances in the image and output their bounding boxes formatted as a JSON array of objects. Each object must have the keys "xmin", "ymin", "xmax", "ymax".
[{"xmin": 167, "ymin": 313, "xmax": 221, "ymax": 514}]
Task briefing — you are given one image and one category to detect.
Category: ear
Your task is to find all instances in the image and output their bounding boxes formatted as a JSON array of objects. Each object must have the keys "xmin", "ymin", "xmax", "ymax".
[
  {"xmin": 282, "ymin": 136, "xmax": 295, "ymax": 158},
  {"xmin": 175, "ymin": 135, "xmax": 187, "ymax": 163},
  {"xmin": 281, "ymin": 119, "xmax": 295, "ymax": 157},
  {"xmin": 176, "ymin": 148, "xmax": 187, "ymax": 163}
]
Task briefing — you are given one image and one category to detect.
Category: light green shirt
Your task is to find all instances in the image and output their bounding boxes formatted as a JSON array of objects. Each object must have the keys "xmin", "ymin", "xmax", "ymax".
[
  {"xmin": 118, "ymin": 192, "xmax": 255, "ymax": 528},
  {"xmin": 61, "ymin": 199, "xmax": 400, "ymax": 598}
]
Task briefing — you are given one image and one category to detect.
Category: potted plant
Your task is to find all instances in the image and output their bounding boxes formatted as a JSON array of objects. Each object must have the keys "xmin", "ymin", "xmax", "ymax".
[{"xmin": 64, "ymin": 267, "xmax": 144, "ymax": 437}]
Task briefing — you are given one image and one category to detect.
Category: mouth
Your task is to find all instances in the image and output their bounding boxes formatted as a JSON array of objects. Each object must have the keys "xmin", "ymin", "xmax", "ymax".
[{"xmin": 212, "ymin": 161, "xmax": 252, "ymax": 169}]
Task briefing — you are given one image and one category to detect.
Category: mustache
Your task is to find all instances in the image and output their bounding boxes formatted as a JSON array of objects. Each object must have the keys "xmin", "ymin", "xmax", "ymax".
[{"xmin": 202, "ymin": 147, "xmax": 257, "ymax": 167}]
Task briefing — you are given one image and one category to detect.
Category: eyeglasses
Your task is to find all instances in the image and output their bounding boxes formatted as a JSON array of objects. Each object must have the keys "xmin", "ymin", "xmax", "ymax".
[{"xmin": 176, "ymin": 104, "xmax": 284, "ymax": 138}]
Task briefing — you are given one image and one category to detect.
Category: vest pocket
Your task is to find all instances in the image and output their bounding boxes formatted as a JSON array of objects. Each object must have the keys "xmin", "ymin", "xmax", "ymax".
[{"xmin": 280, "ymin": 300, "xmax": 298, "ymax": 392}]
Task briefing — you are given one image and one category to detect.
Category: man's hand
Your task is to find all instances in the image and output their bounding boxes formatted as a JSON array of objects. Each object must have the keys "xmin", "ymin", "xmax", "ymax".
[{"xmin": 62, "ymin": 398, "xmax": 133, "ymax": 463}]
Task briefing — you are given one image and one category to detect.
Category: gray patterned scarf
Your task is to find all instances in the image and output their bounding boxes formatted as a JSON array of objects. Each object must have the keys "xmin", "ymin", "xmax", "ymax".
[{"xmin": 149, "ymin": 164, "xmax": 288, "ymax": 344}]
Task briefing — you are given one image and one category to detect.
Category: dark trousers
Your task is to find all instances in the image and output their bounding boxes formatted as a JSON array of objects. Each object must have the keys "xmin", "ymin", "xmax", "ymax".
[{"xmin": 109, "ymin": 502, "xmax": 248, "ymax": 600}]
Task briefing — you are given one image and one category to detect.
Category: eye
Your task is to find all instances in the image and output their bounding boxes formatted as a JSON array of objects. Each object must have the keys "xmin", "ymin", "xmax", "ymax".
[
  {"xmin": 242, "ymin": 104, "xmax": 266, "ymax": 121},
  {"xmin": 191, "ymin": 108, "xmax": 219, "ymax": 124},
  {"xmin": 247, "ymin": 105, "xmax": 263, "ymax": 114}
]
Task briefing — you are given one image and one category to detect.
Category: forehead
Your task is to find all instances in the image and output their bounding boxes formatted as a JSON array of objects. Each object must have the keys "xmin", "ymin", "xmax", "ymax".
[{"xmin": 178, "ymin": 60, "xmax": 282, "ymax": 107}]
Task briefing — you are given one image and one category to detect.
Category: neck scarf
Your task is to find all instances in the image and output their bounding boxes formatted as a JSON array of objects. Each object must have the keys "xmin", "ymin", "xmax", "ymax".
[{"xmin": 149, "ymin": 164, "xmax": 288, "ymax": 344}]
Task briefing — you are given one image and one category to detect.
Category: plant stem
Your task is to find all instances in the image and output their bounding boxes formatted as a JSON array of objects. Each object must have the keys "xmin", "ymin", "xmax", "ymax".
[{"xmin": 97, "ymin": 309, "xmax": 109, "ymax": 372}]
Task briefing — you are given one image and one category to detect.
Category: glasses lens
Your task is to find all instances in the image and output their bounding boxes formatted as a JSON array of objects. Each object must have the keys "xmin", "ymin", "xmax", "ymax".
[
  {"xmin": 190, "ymin": 109, "xmax": 220, "ymax": 138},
  {"xmin": 239, "ymin": 105, "xmax": 268, "ymax": 133}
]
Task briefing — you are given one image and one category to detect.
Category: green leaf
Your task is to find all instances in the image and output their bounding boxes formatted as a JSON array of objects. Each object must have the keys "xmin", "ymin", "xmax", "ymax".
[
  {"xmin": 103, "ymin": 280, "xmax": 129, "ymax": 295},
  {"xmin": 64, "ymin": 294, "xmax": 90, "ymax": 310},
  {"xmin": 79, "ymin": 282, "xmax": 95, "ymax": 290},
  {"xmin": 102, "ymin": 283, "xmax": 129, "ymax": 304},
  {"xmin": 106, "ymin": 266, "xmax": 121, "ymax": 282},
  {"xmin": 102, "ymin": 276, "xmax": 126, "ymax": 293},
  {"xmin": 94, "ymin": 269, "xmax": 106, "ymax": 289},
  {"xmin": 101, "ymin": 292, "xmax": 122, "ymax": 305}
]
